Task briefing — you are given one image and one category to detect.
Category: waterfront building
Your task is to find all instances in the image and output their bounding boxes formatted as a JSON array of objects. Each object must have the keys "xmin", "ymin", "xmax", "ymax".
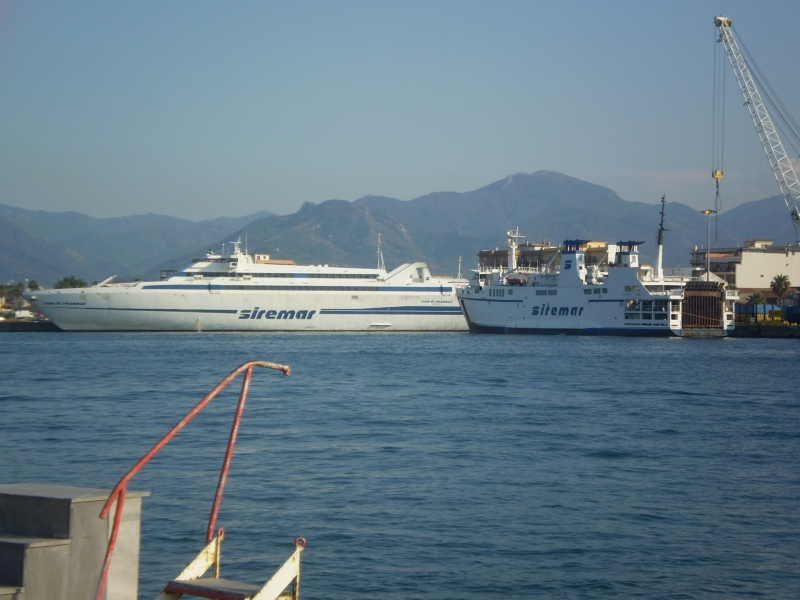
[{"xmin": 690, "ymin": 240, "xmax": 799, "ymax": 297}]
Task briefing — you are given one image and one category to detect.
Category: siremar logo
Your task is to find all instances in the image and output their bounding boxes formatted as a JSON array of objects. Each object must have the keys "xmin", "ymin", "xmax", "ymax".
[
  {"xmin": 531, "ymin": 304, "xmax": 584, "ymax": 316},
  {"xmin": 238, "ymin": 308, "xmax": 316, "ymax": 320}
]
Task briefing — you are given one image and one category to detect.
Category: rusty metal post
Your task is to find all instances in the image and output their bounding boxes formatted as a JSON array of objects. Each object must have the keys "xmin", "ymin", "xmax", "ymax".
[
  {"xmin": 207, "ymin": 366, "xmax": 254, "ymax": 543},
  {"xmin": 94, "ymin": 484, "xmax": 127, "ymax": 600},
  {"xmin": 93, "ymin": 361, "xmax": 290, "ymax": 600}
]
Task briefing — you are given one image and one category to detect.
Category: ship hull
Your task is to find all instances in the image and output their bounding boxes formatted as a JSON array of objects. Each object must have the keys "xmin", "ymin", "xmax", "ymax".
[
  {"xmin": 465, "ymin": 322, "xmax": 677, "ymax": 336},
  {"xmin": 457, "ymin": 223, "xmax": 737, "ymax": 338},
  {"xmin": 458, "ymin": 293, "xmax": 733, "ymax": 337},
  {"xmin": 457, "ymin": 274, "xmax": 734, "ymax": 338},
  {"xmin": 27, "ymin": 287, "xmax": 467, "ymax": 332}
]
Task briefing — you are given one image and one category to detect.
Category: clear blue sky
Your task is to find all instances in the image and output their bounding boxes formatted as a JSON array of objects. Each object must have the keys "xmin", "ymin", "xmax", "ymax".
[{"xmin": 1, "ymin": 0, "xmax": 799, "ymax": 220}]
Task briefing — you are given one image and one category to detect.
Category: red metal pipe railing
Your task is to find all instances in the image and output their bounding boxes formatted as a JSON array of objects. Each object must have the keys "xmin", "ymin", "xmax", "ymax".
[{"xmin": 93, "ymin": 360, "xmax": 291, "ymax": 600}]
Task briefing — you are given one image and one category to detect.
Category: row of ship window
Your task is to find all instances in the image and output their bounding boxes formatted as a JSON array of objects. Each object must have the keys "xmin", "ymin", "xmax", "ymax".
[
  {"xmin": 189, "ymin": 272, "xmax": 379, "ymax": 279},
  {"xmin": 223, "ymin": 285, "xmax": 378, "ymax": 291},
  {"xmin": 626, "ymin": 300, "xmax": 680, "ymax": 311},
  {"xmin": 624, "ymin": 300, "xmax": 681, "ymax": 321},
  {"xmin": 489, "ymin": 288, "xmax": 572, "ymax": 297},
  {"xmin": 624, "ymin": 313, "xmax": 676, "ymax": 321},
  {"xmin": 490, "ymin": 288, "xmax": 612, "ymax": 297}
]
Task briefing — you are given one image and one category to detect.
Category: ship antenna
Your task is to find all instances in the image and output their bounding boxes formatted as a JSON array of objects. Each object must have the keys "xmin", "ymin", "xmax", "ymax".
[
  {"xmin": 377, "ymin": 234, "xmax": 386, "ymax": 271},
  {"xmin": 457, "ymin": 256, "xmax": 462, "ymax": 279},
  {"xmin": 656, "ymin": 194, "xmax": 668, "ymax": 279},
  {"xmin": 657, "ymin": 195, "xmax": 668, "ymax": 244}
]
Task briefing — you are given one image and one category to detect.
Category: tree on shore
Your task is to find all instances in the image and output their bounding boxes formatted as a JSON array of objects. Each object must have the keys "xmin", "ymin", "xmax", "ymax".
[
  {"xmin": 28, "ymin": 280, "xmax": 41, "ymax": 291},
  {"xmin": 4, "ymin": 283, "xmax": 26, "ymax": 310},
  {"xmin": 54, "ymin": 276, "xmax": 88, "ymax": 289},
  {"xmin": 747, "ymin": 291, "xmax": 767, "ymax": 305},
  {"xmin": 770, "ymin": 275, "xmax": 791, "ymax": 307}
]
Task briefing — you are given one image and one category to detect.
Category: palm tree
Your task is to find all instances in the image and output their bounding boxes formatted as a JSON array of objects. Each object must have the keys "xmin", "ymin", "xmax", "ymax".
[
  {"xmin": 10, "ymin": 282, "xmax": 25, "ymax": 310},
  {"xmin": 770, "ymin": 274, "xmax": 791, "ymax": 307},
  {"xmin": 747, "ymin": 291, "xmax": 766, "ymax": 305},
  {"xmin": 28, "ymin": 280, "xmax": 41, "ymax": 291},
  {"xmin": 54, "ymin": 276, "xmax": 88, "ymax": 289}
]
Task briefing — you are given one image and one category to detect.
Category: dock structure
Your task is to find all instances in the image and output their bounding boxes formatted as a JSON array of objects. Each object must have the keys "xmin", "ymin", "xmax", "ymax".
[
  {"xmin": 0, "ymin": 483, "xmax": 148, "ymax": 600},
  {"xmin": 1, "ymin": 362, "xmax": 305, "ymax": 600}
]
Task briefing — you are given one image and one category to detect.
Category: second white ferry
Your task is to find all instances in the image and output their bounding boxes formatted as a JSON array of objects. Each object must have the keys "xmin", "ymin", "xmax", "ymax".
[
  {"xmin": 25, "ymin": 239, "xmax": 468, "ymax": 332},
  {"xmin": 457, "ymin": 202, "xmax": 738, "ymax": 337}
]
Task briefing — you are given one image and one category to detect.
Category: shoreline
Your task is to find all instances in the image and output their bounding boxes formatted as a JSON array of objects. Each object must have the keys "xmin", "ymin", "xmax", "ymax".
[{"xmin": 0, "ymin": 321, "xmax": 62, "ymax": 332}]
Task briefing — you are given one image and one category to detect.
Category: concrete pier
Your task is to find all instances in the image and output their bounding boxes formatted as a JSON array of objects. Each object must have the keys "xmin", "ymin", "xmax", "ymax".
[
  {"xmin": 0, "ymin": 322, "xmax": 61, "ymax": 333},
  {"xmin": 0, "ymin": 483, "xmax": 148, "ymax": 600},
  {"xmin": 731, "ymin": 324, "xmax": 800, "ymax": 338}
]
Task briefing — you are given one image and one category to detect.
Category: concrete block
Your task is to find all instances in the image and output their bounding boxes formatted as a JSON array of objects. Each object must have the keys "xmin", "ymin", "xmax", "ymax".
[{"xmin": 0, "ymin": 484, "xmax": 149, "ymax": 600}]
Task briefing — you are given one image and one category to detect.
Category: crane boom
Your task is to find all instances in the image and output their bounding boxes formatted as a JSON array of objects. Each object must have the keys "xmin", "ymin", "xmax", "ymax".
[{"xmin": 714, "ymin": 16, "xmax": 800, "ymax": 243}]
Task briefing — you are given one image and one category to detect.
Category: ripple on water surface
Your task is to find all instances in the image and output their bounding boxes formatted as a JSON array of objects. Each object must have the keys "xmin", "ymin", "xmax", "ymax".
[{"xmin": 0, "ymin": 333, "xmax": 798, "ymax": 599}]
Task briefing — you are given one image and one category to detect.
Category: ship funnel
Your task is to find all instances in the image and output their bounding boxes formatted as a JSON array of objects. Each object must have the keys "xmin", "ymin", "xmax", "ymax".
[
  {"xmin": 615, "ymin": 241, "xmax": 643, "ymax": 268},
  {"xmin": 560, "ymin": 240, "xmax": 587, "ymax": 287}
]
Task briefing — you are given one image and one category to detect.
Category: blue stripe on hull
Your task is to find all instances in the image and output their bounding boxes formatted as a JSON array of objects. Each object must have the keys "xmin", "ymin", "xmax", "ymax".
[
  {"xmin": 143, "ymin": 284, "xmax": 455, "ymax": 292},
  {"xmin": 466, "ymin": 323, "xmax": 677, "ymax": 337},
  {"xmin": 321, "ymin": 306, "xmax": 463, "ymax": 315},
  {"xmin": 460, "ymin": 297, "xmax": 523, "ymax": 303},
  {"xmin": 44, "ymin": 306, "xmax": 238, "ymax": 314}
]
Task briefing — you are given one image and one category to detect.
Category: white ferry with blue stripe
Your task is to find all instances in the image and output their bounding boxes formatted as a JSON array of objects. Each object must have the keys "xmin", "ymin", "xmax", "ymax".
[
  {"xmin": 457, "ymin": 207, "xmax": 738, "ymax": 337},
  {"xmin": 24, "ymin": 239, "xmax": 468, "ymax": 331}
]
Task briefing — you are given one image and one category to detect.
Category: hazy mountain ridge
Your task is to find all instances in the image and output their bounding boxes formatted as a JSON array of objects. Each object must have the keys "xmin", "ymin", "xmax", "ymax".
[
  {"xmin": 718, "ymin": 196, "xmax": 798, "ymax": 245},
  {"xmin": 2, "ymin": 171, "xmax": 796, "ymax": 285},
  {"xmin": 150, "ymin": 201, "xmax": 431, "ymax": 276},
  {"xmin": 350, "ymin": 171, "xmax": 795, "ymax": 268},
  {"xmin": 354, "ymin": 171, "xmax": 633, "ymax": 237},
  {"xmin": 0, "ymin": 216, "xmax": 117, "ymax": 284},
  {"xmin": 58, "ymin": 212, "xmax": 275, "ymax": 276},
  {"xmin": 0, "ymin": 204, "xmax": 273, "ymax": 284},
  {"xmin": 0, "ymin": 205, "xmax": 101, "ymax": 244}
]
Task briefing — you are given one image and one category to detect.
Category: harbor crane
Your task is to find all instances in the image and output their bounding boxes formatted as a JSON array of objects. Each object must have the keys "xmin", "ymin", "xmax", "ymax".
[{"xmin": 714, "ymin": 16, "xmax": 800, "ymax": 243}]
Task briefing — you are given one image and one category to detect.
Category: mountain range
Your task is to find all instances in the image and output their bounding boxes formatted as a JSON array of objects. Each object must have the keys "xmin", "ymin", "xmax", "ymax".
[
  {"xmin": 0, "ymin": 207, "xmax": 272, "ymax": 284},
  {"xmin": 2, "ymin": 171, "xmax": 796, "ymax": 286}
]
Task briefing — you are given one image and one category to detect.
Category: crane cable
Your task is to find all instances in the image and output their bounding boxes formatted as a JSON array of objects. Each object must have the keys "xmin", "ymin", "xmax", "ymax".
[
  {"xmin": 711, "ymin": 28, "xmax": 725, "ymax": 239},
  {"xmin": 733, "ymin": 25, "xmax": 800, "ymax": 158}
]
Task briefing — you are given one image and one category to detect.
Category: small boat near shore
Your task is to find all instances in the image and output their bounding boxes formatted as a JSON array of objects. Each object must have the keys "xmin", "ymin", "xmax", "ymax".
[{"xmin": 24, "ymin": 239, "xmax": 468, "ymax": 332}]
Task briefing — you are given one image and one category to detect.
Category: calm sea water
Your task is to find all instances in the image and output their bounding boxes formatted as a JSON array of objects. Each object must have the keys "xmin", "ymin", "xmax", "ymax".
[{"xmin": 1, "ymin": 332, "xmax": 798, "ymax": 599}]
